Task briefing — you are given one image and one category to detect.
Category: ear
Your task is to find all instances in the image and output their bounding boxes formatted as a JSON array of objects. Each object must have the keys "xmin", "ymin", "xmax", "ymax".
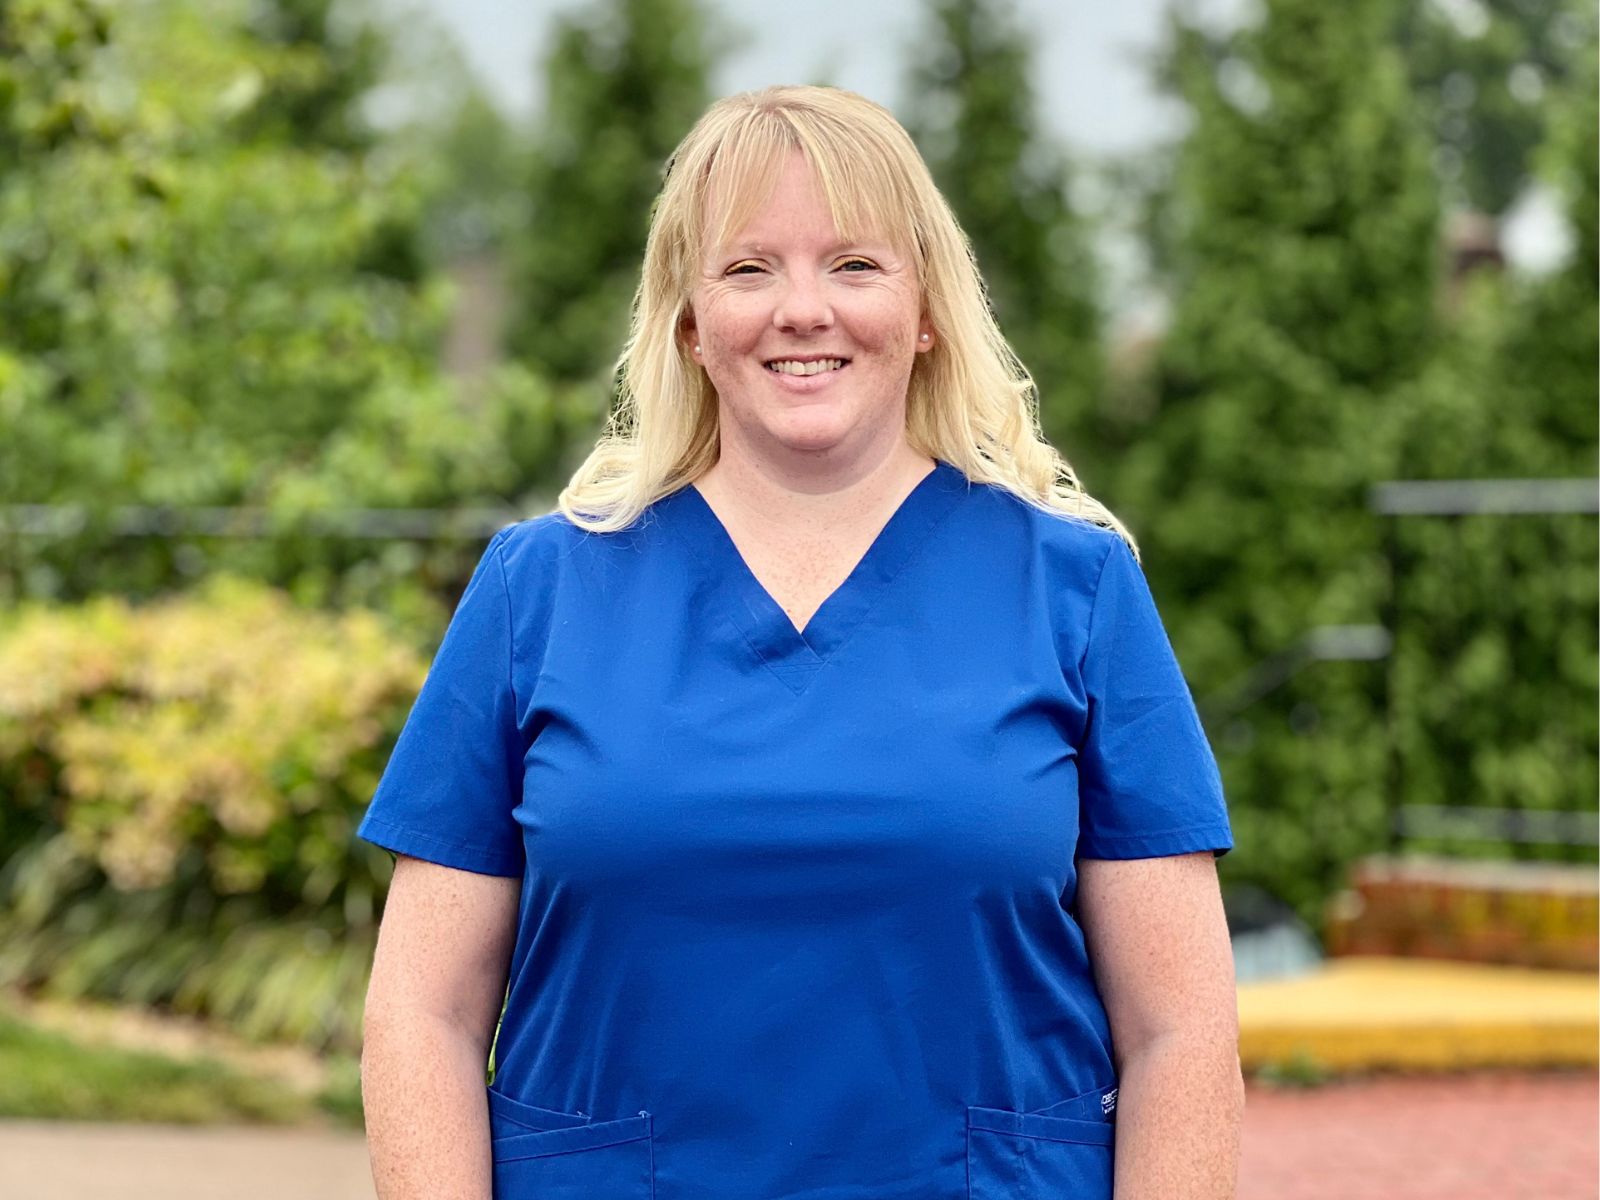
[
  {"xmin": 679, "ymin": 308, "xmax": 700, "ymax": 359},
  {"xmin": 914, "ymin": 317, "xmax": 935, "ymax": 354}
]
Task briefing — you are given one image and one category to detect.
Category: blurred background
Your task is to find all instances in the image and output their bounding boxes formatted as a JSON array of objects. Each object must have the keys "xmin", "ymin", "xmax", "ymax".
[{"xmin": 0, "ymin": 0, "xmax": 1594, "ymax": 1194}]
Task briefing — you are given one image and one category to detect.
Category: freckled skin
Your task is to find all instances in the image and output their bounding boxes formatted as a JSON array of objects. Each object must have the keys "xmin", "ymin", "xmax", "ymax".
[
  {"xmin": 1076, "ymin": 851, "xmax": 1245, "ymax": 1198},
  {"xmin": 682, "ymin": 148, "xmax": 934, "ymax": 470},
  {"xmin": 680, "ymin": 149, "xmax": 940, "ymax": 634},
  {"xmin": 362, "ymin": 855, "xmax": 519, "ymax": 1198}
]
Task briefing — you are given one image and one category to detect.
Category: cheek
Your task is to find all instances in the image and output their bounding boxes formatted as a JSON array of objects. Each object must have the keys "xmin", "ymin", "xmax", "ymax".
[{"xmin": 866, "ymin": 311, "xmax": 919, "ymax": 366}]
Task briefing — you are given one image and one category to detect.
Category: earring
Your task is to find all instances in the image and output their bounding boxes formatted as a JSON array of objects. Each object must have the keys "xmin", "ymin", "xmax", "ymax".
[
  {"xmin": 693, "ymin": 344, "xmax": 700, "ymax": 354},
  {"xmin": 919, "ymin": 333, "xmax": 930, "ymax": 342}
]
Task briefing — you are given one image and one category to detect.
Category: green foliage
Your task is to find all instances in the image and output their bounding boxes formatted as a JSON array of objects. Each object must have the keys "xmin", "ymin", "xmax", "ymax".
[
  {"xmin": 406, "ymin": 81, "xmax": 532, "ymax": 262},
  {"xmin": 0, "ymin": 0, "xmax": 593, "ymax": 611},
  {"xmin": 1383, "ymin": 25, "xmax": 1597, "ymax": 852},
  {"xmin": 0, "ymin": 1007, "xmax": 309, "ymax": 1123},
  {"xmin": 232, "ymin": 0, "xmax": 389, "ymax": 152},
  {"xmin": 1252, "ymin": 1046, "xmax": 1335, "ymax": 1088},
  {"xmin": 1394, "ymin": 0, "xmax": 1592, "ymax": 215},
  {"xmin": 503, "ymin": 0, "xmax": 724, "ymax": 384},
  {"xmin": 1116, "ymin": 0, "xmax": 1445, "ymax": 926},
  {"xmin": 902, "ymin": 0, "xmax": 1108, "ymax": 485},
  {"xmin": 315, "ymin": 1052, "xmax": 365, "ymax": 1126},
  {"xmin": 0, "ymin": 578, "xmax": 428, "ymax": 1050}
]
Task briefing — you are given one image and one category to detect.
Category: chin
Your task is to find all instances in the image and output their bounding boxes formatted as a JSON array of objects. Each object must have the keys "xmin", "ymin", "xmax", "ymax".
[{"xmin": 764, "ymin": 409, "xmax": 858, "ymax": 452}]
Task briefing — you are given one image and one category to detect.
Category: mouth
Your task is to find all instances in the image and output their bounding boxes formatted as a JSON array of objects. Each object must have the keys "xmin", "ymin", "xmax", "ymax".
[{"xmin": 763, "ymin": 357, "xmax": 851, "ymax": 376}]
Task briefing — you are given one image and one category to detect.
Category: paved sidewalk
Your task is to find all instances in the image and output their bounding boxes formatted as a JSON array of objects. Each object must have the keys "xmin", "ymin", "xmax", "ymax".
[
  {"xmin": 1239, "ymin": 1068, "xmax": 1598, "ymax": 1200},
  {"xmin": 1, "ymin": 1069, "xmax": 1593, "ymax": 1198},
  {"xmin": 0, "ymin": 1120, "xmax": 375, "ymax": 1200}
]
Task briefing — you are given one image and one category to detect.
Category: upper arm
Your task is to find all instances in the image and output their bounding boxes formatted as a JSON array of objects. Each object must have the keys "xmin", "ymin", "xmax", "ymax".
[
  {"xmin": 1073, "ymin": 535, "xmax": 1234, "ymax": 861},
  {"xmin": 365, "ymin": 854, "xmax": 521, "ymax": 1048},
  {"xmin": 355, "ymin": 528, "xmax": 528, "ymax": 878},
  {"xmin": 1075, "ymin": 850, "xmax": 1238, "ymax": 1065}
]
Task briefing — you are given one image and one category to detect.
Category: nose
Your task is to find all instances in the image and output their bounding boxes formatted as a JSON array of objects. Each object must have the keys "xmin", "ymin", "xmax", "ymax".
[{"xmin": 771, "ymin": 271, "xmax": 832, "ymax": 335}]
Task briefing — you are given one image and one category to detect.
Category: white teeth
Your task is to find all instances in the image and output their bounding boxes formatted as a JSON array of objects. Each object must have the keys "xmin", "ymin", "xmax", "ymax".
[{"xmin": 766, "ymin": 358, "xmax": 846, "ymax": 375}]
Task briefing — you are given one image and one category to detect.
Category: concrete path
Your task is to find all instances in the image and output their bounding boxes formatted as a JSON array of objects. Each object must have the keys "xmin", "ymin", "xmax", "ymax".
[
  {"xmin": 2, "ymin": 1069, "xmax": 1593, "ymax": 1199},
  {"xmin": 1238, "ymin": 955, "xmax": 1599, "ymax": 1071},
  {"xmin": 0, "ymin": 1120, "xmax": 375, "ymax": 1200}
]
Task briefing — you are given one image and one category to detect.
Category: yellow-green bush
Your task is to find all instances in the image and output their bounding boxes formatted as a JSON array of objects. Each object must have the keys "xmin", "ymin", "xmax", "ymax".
[{"xmin": 0, "ymin": 576, "xmax": 427, "ymax": 1051}]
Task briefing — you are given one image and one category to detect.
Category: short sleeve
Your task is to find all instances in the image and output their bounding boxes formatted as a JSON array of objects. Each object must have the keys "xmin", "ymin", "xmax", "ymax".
[
  {"xmin": 356, "ymin": 529, "xmax": 526, "ymax": 877},
  {"xmin": 1074, "ymin": 536, "xmax": 1233, "ymax": 861}
]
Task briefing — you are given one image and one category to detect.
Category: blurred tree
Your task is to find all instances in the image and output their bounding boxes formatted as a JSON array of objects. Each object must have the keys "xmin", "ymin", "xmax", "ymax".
[
  {"xmin": 902, "ymin": 0, "xmax": 1108, "ymax": 488},
  {"xmin": 1381, "ymin": 12, "xmax": 1597, "ymax": 846},
  {"xmin": 0, "ymin": 0, "xmax": 583, "ymax": 614},
  {"xmin": 1498, "ymin": 1, "xmax": 1597, "ymax": 431},
  {"xmin": 0, "ymin": 0, "xmax": 111, "ymax": 175},
  {"xmin": 407, "ymin": 80, "xmax": 530, "ymax": 264},
  {"xmin": 351, "ymin": 8, "xmax": 532, "ymax": 266},
  {"xmin": 232, "ymin": 0, "xmax": 388, "ymax": 152},
  {"xmin": 1393, "ymin": 0, "xmax": 1592, "ymax": 218},
  {"xmin": 502, "ymin": 0, "xmax": 724, "ymax": 385},
  {"xmin": 1118, "ymin": 0, "xmax": 1442, "ymax": 926}
]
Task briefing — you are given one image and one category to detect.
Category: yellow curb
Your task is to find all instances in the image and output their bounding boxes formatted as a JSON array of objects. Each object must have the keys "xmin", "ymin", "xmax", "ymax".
[{"xmin": 1237, "ymin": 956, "xmax": 1599, "ymax": 1071}]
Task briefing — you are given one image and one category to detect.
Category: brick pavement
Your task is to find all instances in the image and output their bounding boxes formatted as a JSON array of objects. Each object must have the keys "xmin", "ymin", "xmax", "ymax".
[{"xmin": 1239, "ymin": 1069, "xmax": 1598, "ymax": 1200}]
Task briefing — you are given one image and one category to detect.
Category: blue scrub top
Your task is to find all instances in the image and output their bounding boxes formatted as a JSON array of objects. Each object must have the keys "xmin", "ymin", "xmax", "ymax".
[{"xmin": 357, "ymin": 458, "xmax": 1233, "ymax": 1200}]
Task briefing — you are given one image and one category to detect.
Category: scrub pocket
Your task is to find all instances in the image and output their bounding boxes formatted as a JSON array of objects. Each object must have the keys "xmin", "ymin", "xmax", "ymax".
[
  {"xmin": 487, "ymin": 1086, "xmax": 654, "ymax": 1199},
  {"xmin": 966, "ymin": 1084, "xmax": 1115, "ymax": 1200}
]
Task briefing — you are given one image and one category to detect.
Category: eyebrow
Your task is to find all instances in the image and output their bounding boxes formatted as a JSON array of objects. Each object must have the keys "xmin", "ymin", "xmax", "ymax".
[{"xmin": 722, "ymin": 239, "xmax": 886, "ymax": 257}]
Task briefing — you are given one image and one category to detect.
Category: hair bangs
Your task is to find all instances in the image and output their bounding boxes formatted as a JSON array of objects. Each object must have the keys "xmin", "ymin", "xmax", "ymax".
[
  {"xmin": 785, "ymin": 110, "xmax": 920, "ymax": 261},
  {"xmin": 692, "ymin": 105, "xmax": 916, "ymax": 268},
  {"xmin": 694, "ymin": 116, "xmax": 791, "ymax": 266}
]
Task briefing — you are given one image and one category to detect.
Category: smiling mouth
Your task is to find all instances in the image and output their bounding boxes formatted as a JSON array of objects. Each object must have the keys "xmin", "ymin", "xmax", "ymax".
[{"xmin": 764, "ymin": 358, "xmax": 850, "ymax": 376}]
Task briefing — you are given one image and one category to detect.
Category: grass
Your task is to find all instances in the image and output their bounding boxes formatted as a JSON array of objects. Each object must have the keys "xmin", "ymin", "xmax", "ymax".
[
  {"xmin": 1250, "ymin": 1046, "xmax": 1337, "ymax": 1088},
  {"xmin": 0, "ymin": 1007, "xmax": 364, "ymax": 1129}
]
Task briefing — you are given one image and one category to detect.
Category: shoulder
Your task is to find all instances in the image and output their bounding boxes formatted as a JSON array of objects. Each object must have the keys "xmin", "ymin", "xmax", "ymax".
[
  {"xmin": 490, "ymin": 506, "xmax": 649, "ymax": 571},
  {"xmin": 488, "ymin": 504, "xmax": 676, "ymax": 606},
  {"xmin": 491, "ymin": 510, "xmax": 585, "ymax": 569},
  {"xmin": 958, "ymin": 476, "xmax": 1124, "ymax": 582}
]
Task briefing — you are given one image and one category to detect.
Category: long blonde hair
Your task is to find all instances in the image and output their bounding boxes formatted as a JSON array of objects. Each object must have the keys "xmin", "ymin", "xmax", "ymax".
[{"xmin": 556, "ymin": 84, "xmax": 1138, "ymax": 559}]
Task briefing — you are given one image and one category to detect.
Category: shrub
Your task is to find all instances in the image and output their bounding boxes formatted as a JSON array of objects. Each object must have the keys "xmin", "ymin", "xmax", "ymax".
[{"xmin": 0, "ymin": 576, "xmax": 427, "ymax": 1052}]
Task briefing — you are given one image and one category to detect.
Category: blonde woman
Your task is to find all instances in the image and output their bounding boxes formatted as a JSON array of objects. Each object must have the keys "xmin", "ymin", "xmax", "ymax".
[{"xmin": 357, "ymin": 84, "xmax": 1242, "ymax": 1200}]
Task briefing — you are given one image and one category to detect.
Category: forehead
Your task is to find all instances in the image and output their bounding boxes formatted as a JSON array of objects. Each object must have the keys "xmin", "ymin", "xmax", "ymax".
[{"xmin": 699, "ymin": 145, "xmax": 903, "ymax": 258}]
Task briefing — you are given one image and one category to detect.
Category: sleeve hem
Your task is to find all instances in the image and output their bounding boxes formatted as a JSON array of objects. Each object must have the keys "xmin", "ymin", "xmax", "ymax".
[
  {"xmin": 1076, "ymin": 824, "xmax": 1234, "ymax": 861},
  {"xmin": 357, "ymin": 815, "xmax": 524, "ymax": 878}
]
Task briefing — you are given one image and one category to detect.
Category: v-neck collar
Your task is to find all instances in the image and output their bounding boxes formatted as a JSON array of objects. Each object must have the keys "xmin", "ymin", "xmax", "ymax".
[{"xmin": 665, "ymin": 459, "xmax": 969, "ymax": 695}]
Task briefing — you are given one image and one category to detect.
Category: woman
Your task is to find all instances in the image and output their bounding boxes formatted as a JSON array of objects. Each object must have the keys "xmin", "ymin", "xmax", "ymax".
[{"xmin": 358, "ymin": 85, "xmax": 1242, "ymax": 1200}]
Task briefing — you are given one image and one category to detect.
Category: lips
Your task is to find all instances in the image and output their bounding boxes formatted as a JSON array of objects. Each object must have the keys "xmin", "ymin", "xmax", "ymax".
[
  {"xmin": 764, "ymin": 357, "xmax": 850, "ymax": 376},
  {"xmin": 760, "ymin": 356, "xmax": 851, "ymax": 392},
  {"xmin": 761, "ymin": 355, "xmax": 851, "ymax": 374}
]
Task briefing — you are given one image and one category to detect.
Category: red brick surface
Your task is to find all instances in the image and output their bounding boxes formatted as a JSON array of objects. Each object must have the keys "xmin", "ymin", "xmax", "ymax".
[{"xmin": 1240, "ymin": 1069, "xmax": 1599, "ymax": 1199}]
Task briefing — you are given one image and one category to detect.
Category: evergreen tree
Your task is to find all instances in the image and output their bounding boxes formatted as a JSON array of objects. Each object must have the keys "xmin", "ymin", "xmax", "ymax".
[
  {"xmin": 503, "ymin": 0, "xmax": 721, "ymax": 384},
  {"xmin": 1500, "ymin": 1, "xmax": 1597, "ymax": 447},
  {"xmin": 1382, "ymin": 9, "xmax": 1597, "ymax": 851},
  {"xmin": 1394, "ymin": 0, "xmax": 1590, "ymax": 217},
  {"xmin": 0, "ymin": 0, "xmax": 566, "ymax": 611},
  {"xmin": 1121, "ymin": 0, "xmax": 1442, "ymax": 924},
  {"xmin": 902, "ymin": 0, "xmax": 1107, "ymax": 485},
  {"xmin": 233, "ymin": 0, "xmax": 389, "ymax": 152}
]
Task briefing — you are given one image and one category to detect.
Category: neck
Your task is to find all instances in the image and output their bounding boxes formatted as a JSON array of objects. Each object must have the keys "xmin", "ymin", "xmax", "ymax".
[{"xmin": 693, "ymin": 439, "xmax": 935, "ymax": 536}]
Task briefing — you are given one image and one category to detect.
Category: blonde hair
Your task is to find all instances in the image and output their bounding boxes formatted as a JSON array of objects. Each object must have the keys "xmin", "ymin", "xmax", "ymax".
[{"xmin": 556, "ymin": 84, "xmax": 1139, "ymax": 559}]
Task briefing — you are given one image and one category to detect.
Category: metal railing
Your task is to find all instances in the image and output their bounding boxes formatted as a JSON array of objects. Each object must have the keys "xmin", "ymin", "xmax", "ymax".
[{"xmin": 0, "ymin": 502, "xmax": 534, "ymax": 541}]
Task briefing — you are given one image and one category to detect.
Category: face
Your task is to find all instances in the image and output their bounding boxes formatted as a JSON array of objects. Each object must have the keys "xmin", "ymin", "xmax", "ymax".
[{"xmin": 682, "ymin": 150, "xmax": 935, "ymax": 463}]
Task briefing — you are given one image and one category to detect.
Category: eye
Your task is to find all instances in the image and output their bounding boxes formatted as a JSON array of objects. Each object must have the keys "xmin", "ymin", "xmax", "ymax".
[
  {"xmin": 726, "ymin": 261, "xmax": 764, "ymax": 275},
  {"xmin": 838, "ymin": 258, "xmax": 877, "ymax": 272}
]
